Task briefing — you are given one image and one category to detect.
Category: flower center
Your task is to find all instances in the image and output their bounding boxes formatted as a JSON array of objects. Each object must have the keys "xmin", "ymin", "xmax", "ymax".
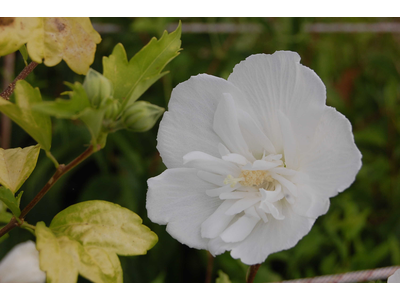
[{"xmin": 240, "ymin": 170, "xmax": 273, "ymax": 189}]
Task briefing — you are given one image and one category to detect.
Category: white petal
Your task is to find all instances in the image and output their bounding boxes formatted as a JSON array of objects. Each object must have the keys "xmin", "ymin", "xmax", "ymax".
[
  {"xmin": 236, "ymin": 108, "xmax": 276, "ymax": 157},
  {"xmin": 388, "ymin": 269, "xmax": 400, "ymax": 283},
  {"xmin": 183, "ymin": 151, "xmax": 240, "ymax": 176},
  {"xmin": 225, "ymin": 197, "xmax": 261, "ymax": 215},
  {"xmin": 220, "ymin": 192, "xmax": 259, "ymax": 200},
  {"xmin": 197, "ymin": 170, "xmax": 225, "ymax": 186},
  {"xmin": 229, "ymin": 200, "xmax": 315, "ymax": 265},
  {"xmin": 298, "ymin": 107, "xmax": 362, "ymax": 203},
  {"xmin": 220, "ymin": 207, "xmax": 260, "ymax": 243},
  {"xmin": 201, "ymin": 200, "xmax": 236, "ymax": 239},
  {"xmin": 250, "ymin": 160, "xmax": 281, "ymax": 170},
  {"xmin": 206, "ymin": 185, "xmax": 235, "ymax": 198},
  {"xmin": 0, "ymin": 241, "xmax": 46, "ymax": 283},
  {"xmin": 213, "ymin": 93, "xmax": 254, "ymax": 161},
  {"xmin": 208, "ymin": 237, "xmax": 233, "ymax": 256},
  {"xmin": 277, "ymin": 110, "xmax": 298, "ymax": 169},
  {"xmin": 222, "ymin": 153, "xmax": 248, "ymax": 165},
  {"xmin": 157, "ymin": 74, "xmax": 245, "ymax": 168},
  {"xmin": 271, "ymin": 173, "xmax": 298, "ymax": 197},
  {"xmin": 228, "ymin": 51, "xmax": 326, "ymax": 157},
  {"xmin": 291, "ymin": 184, "xmax": 330, "ymax": 218},
  {"xmin": 146, "ymin": 168, "xmax": 220, "ymax": 249}
]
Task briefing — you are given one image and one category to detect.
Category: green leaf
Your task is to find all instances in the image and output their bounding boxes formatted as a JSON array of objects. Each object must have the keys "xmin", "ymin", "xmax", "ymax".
[
  {"xmin": 0, "ymin": 200, "xmax": 13, "ymax": 224},
  {"xmin": 0, "ymin": 187, "xmax": 20, "ymax": 217},
  {"xmin": 33, "ymin": 82, "xmax": 109, "ymax": 149},
  {"xmin": 33, "ymin": 82, "xmax": 91, "ymax": 119},
  {"xmin": 103, "ymin": 21, "xmax": 182, "ymax": 109},
  {"xmin": 50, "ymin": 200, "xmax": 158, "ymax": 255},
  {"xmin": 0, "ymin": 145, "xmax": 41, "ymax": 194},
  {"xmin": 0, "ymin": 81, "xmax": 52, "ymax": 151},
  {"xmin": 216, "ymin": 270, "xmax": 231, "ymax": 283}
]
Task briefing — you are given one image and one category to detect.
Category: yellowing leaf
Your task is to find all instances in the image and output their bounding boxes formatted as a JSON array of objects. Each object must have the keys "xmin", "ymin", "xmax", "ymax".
[
  {"xmin": 36, "ymin": 222, "xmax": 123, "ymax": 283},
  {"xmin": 103, "ymin": 22, "xmax": 181, "ymax": 109},
  {"xmin": 36, "ymin": 222, "xmax": 78, "ymax": 283},
  {"xmin": 0, "ymin": 18, "xmax": 40, "ymax": 57},
  {"xmin": 50, "ymin": 200, "xmax": 158, "ymax": 256},
  {"xmin": 0, "ymin": 145, "xmax": 40, "ymax": 194},
  {"xmin": 0, "ymin": 17, "xmax": 101, "ymax": 75},
  {"xmin": 0, "ymin": 81, "xmax": 52, "ymax": 151}
]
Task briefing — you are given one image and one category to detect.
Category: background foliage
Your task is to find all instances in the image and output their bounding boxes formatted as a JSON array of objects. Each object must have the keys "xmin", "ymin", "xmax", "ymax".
[{"xmin": 1, "ymin": 17, "xmax": 399, "ymax": 282}]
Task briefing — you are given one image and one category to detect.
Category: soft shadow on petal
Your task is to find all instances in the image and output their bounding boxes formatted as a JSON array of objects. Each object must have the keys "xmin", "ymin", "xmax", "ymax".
[
  {"xmin": 157, "ymin": 74, "xmax": 246, "ymax": 169},
  {"xmin": 0, "ymin": 241, "xmax": 46, "ymax": 283},
  {"xmin": 146, "ymin": 168, "xmax": 221, "ymax": 249},
  {"xmin": 298, "ymin": 107, "xmax": 362, "ymax": 206},
  {"xmin": 229, "ymin": 201, "xmax": 315, "ymax": 265},
  {"xmin": 228, "ymin": 51, "xmax": 326, "ymax": 157}
]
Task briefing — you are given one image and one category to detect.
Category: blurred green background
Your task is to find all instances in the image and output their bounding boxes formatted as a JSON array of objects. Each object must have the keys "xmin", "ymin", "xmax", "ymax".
[{"xmin": 1, "ymin": 17, "xmax": 400, "ymax": 283}]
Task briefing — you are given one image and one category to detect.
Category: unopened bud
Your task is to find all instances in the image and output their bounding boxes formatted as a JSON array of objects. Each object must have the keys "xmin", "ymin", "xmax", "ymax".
[
  {"xmin": 122, "ymin": 101, "xmax": 165, "ymax": 132},
  {"xmin": 104, "ymin": 99, "xmax": 121, "ymax": 120},
  {"xmin": 83, "ymin": 68, "xmax": 113, "ymax": 108}
]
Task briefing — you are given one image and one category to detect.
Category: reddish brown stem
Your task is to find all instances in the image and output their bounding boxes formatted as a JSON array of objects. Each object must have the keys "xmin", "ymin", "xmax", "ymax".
[
  {"xmin": 0, "ymin": 61, "xmax": 38, "ymax": 100},
  {"xmin": 247, "ymin": 264, "xmax": 261, "ymax": 283},
  {"xmin": 1, "ymin": 52, "xmax": 15, "ymax": 149},
  {"xmin": 205, "ymin": 251, "xmax": 214, "ymax": 283},
  {"xmin": 0, "ymin": 145, "xmax": 96, "ymax": 238}
]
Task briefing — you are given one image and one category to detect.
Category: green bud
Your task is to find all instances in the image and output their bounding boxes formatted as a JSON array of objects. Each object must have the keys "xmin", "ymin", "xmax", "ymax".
[
  {"xmin": 104, "ymin": 99, "xmax": 121, "ymax": 120},
  {"xmin": 83, "ymin": 68, "xmax": 114, "ymax": 108},
  {"xmin": 122, "ymin": 101, "xmax": 165, "ymax": 132}
]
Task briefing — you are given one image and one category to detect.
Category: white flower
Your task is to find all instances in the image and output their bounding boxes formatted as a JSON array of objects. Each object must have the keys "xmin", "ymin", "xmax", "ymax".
[
  {"xmin": 0, "ymin": 240, "xmax": 46, "ymax": 282},
  {"xmin": 146, "ymin": 51, "xmax": 362, "ymax": 265},
  {"xmin": 388, "ymin": 269, "xmax": 400, "ymax": 283}
]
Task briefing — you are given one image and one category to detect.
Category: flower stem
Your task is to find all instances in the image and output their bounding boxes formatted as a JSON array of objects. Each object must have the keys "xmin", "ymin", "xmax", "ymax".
[
  {"xmin": 205, "ymin": 251, "xmax": 214, "ymax": 283},
  {"xmin": 0, "ymin": 144, "xmax": 96, "ymax": 238},
  {"xmin": 246, "ymin": 264, "xmax": 261, "ymax": 283},
  {"xmin": 0, "ymin": 61, "xmax": 38, "ymax": 100}
]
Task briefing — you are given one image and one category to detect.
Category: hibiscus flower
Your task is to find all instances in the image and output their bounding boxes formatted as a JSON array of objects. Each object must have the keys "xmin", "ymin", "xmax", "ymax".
[
  {"xmin": 0, "ymin": 241, "xmax": 45, "ymax": 282},
  {"xmin": 146, "ymin": 51, "xmax": 362, "ymax": 265}
]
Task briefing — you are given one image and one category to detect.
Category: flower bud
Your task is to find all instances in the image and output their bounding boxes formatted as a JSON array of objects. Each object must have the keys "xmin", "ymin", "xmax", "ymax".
[
  {"xmin": 104, "ymin": 99, "xmax": 121, "ymax": 120},
  {"xmin": 122, "ymin": 101, "xmax": 165, "ymax": 132},
  {"xmin": 83, "ymin": 68, "xmax": 114, "ymax": 108}
]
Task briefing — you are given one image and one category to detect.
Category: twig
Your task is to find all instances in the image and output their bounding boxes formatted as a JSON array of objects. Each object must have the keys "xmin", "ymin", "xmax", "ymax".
[
  {"xmin": 281, "ymin": 265, "xmax": 400, "ymax": 283},
  {"xmin": 0, "ymin": 145, "xmax": 96, "ymax": 238},
  {"xmin": 1, "ymin": 52, "xmax": 15, "ymax": 149},
  {"xmin": 246, "ymin": 264, "xmax": 261, "ymax": 283},
  {"xmin": 0, "ymin": 61, "xmax": 38, "ymax": 100}
]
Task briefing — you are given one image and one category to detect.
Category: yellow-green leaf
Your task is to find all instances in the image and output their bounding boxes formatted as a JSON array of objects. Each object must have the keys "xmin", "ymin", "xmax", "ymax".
[
  {"xmin": 216, "ymin": 270, "xmax": 231, "ymax": 283},
  {"xmin": 50, "ymin": 200, "xmax": 158, "ymax": 256},
  {"xmin": 36, "ymin": 222, "xmax": 78, "ymax": 283},
  {"xmin": 0, "ymin": 81, "xmax": 51, "ymax": 151},
  {"xmin": 0, "ymin": 145, "xmax": 40, "ymax": 194},
  {"xmin": 103, "ymin": 21, "xmax": 181, "ymax": 109},
  {"xmin": 0, "ymin": 17, "xmax": 101, "ymax": 75},
  {"xmin": 36, "ymin": 222, "xmax": 123, "ymax": 283}
]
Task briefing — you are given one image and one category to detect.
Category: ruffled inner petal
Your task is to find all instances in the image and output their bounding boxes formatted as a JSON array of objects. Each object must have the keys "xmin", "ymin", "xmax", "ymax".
[
  {"xmin": 236, "ymin": 108, "xmax": 276, "ymax": 157},
  {"xmin": 201, "ymin": 200, "xmax": 236, "ymax": 239},
  {"xmin": 213, "ymin": 93, "xmax": 255, "ymax": 161},
  {"xmin": 183, "ymin": 151, "xmax": 240, "ymax": 176},
  {"xmin": 220, "ymin": 207, "xmax": 261, "ymax": 243}
]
